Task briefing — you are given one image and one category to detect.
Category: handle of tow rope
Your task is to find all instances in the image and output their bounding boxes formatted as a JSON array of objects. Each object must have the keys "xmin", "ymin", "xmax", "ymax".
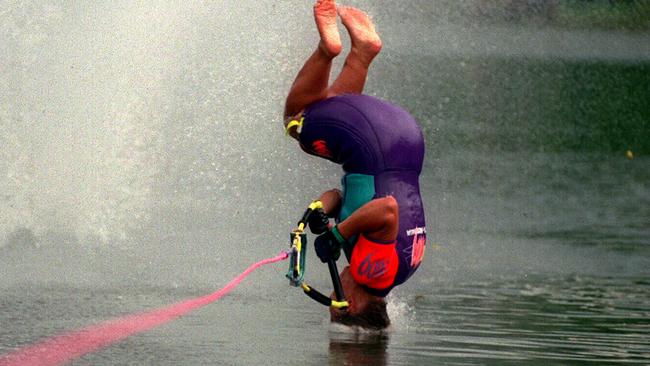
[
  {"xmin": 301, "ymin": 283, "xmax": 349, "ymax": 309},
  {"xmin": 300, "ymin": 200, "xmax": 324, "ymax": 228},
  {"xmin": 288, "ymin": 200, "xmax": 349, "ymax": 309},
  {"xmin": 328, "ymin": 259, "xmax": 345, "ymax": 302},
  {"xmin": 299, "ymin": 259, "xmax": 348, "ymax": 309}
]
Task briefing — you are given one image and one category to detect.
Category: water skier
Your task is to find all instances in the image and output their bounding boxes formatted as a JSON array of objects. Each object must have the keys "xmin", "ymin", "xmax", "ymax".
[{"xmin": 284, "ymin": 0, "xmax": 426, "ymax": 330}]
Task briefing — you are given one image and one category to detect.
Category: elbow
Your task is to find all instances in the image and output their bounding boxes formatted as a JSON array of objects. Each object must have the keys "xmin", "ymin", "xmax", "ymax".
[{"xmin": 380, "ymin": 196, "xmax": 398, "ymax": 225}]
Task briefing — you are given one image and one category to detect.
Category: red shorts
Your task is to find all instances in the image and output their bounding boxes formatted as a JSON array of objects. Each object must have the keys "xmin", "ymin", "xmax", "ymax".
[{"xmin": 349, "ymin": 234, "xmax": 399, "ymax": 291}]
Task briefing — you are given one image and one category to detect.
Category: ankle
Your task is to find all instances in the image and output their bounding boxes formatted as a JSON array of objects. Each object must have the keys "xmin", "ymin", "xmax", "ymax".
[
  {"xmin": 318, "ymin": 41, "xmax": 342, "ymax": 59},
  {"xmin": 346, "ymin": 49, "xmax": 376, "ymax": 69}
]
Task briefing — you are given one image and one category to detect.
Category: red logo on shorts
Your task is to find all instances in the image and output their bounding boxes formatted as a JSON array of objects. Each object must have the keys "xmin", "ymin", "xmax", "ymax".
[
  {"xmin": 357, "ymin": 254, "xmax": 389, "ymax": 280},
  {"xmin": 311, "ymin": 140, "xmax": 333, "ymax": 158},
  {"xmin": 350, "ymin": 236, "xmax": 399, "ymax": 290}
]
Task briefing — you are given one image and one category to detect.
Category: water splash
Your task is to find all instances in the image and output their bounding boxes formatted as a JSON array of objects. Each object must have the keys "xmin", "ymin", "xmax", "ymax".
[{"xmin": 386, "ymin": 294, "xmax": 417, "ymax": 332}]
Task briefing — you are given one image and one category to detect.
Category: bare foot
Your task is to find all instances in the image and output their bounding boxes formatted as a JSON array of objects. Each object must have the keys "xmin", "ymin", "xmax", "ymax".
[
  {"xmin": 338, "ymin": 6, "xmax": 382, "ymax": 65},
  {"xmin": 314, "ymin": 0, "xmax": 342, "ymax": 58}
]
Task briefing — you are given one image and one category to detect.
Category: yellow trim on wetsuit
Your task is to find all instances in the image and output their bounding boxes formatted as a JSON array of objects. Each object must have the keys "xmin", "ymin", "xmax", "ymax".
[{"xmin": 285, "ymin": 117, "xmax": 304, "ymax": 136}]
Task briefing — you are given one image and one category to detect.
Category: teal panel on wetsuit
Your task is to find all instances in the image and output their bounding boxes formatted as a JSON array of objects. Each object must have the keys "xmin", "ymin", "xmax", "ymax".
[{"xmin": 339, "ymin": 173, "xmax": 375, "ymax": 260}]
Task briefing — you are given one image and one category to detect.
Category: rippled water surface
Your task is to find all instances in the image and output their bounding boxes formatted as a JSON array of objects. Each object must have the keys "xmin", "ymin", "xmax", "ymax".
[
  {"xmin": 403, "ymin": 277, "xmax": 650, "ymax": 365},
  {"xmin": 1, "ymin": 275, "xmax": 649, "ymax": 365}
]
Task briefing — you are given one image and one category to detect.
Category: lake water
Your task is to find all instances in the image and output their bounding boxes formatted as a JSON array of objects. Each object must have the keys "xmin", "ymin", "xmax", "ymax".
[{"xmin": 1, "ymin": 1, "xmax": 649, "ymax": 365}]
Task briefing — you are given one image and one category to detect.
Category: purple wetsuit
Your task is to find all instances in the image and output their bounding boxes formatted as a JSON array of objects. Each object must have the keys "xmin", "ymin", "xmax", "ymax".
[{"xmin": 298, "ymin": 94, "xmax": 426, "ymax": 296}]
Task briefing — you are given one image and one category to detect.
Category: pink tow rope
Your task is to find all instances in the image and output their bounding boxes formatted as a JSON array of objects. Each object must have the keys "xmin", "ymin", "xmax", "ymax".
[{"xmin": 0, "ymin": 251, "xmax": 289, "ymax": 366}]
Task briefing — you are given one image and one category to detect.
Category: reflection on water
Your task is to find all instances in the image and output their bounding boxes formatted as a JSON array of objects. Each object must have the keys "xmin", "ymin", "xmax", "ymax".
[{"xmin": 328, "ymin": 329, "xmax": 389, "ymax": 366}]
